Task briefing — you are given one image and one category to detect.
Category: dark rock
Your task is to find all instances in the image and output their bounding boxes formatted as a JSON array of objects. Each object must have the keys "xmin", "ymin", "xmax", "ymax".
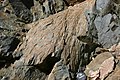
[
  {"xmin": 9, "ymin": 0, "xmax": 33, "ymax": 23},
  {"xmin": 11, "ymin": 65, "xmax": 47, "ymax": 80},
  {"xmin": 65, "ymin": 0, "xmax": 85, "ymax": 6},
  {"xmin": 0, "ymin": 35, "xmax": 20, "ymax": 68},
  {"xmin": 0, "ymin": 1, "xmax": 29, "ymax": 69},
  {"xmin": 31, "ymin": 0, "xmax": 67, "ymax": 21},
  {"xmin": 47, "ymin": 60, "xmax": 71, "ymax": 80},
  {"xmin": 0, "ymin": 36, "xmax": 20, "ymax": 57}
]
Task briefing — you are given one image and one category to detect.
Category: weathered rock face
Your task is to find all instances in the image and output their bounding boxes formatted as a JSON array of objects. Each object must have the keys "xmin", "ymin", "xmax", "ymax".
[
  {"xmin": 88, "ymin": 0, "xmax": 120, "ymax": 48},
  {"xmin": 47, "ymin": 60, "xmax": 71, "ymax": 80},
  {"xmin": 85, "ymin": 52, "xmax": 115, "ymax": 80},
  {"xmin": 12, "ymin": 0, "xmax": 96, "ymax": 79},
  {"xmin": 0, "ymin": 0, "xmax": 120, "ymax": 80}
]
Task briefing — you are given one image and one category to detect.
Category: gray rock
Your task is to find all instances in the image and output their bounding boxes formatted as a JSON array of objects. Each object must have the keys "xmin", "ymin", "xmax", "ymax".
[
  {"xmin": 1, "ymin": 76, "xmax": 9, "ymax": 80},
  {"xmin": 10, "ymin": 65, "xmax": 47, "ymax": 80},
  {"xmin": 76, "ymin": 72, "xmax": 86, "ymax": 80},
  {"xmin": 96, "ymin": 0, "xmax": 112, "ymax": 15},
  {"xmin": 0, "ymin": 35, "xmax": 20, "ymax": 67},
  {"xmin": 47, "ymin": 60, "xmax": 71, "ymax": 80},
  {"xmin": 91, "ymin": 1, "xmax": 120, "ymax": 48},
  {"xmin": 9, "ymin": 0, "xmax": 33, "ymax": 23}
]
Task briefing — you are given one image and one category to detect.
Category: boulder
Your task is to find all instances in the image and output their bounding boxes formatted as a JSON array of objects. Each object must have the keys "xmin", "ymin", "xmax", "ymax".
[
  {"xmin": 13, "ymin": 0, "xmax": 96, "ymax": 79},
  {"xmin": 86, "ymin": 0, "xmax": 120, "ymax": 48},
  {"xmin": 85, "ymin": 52, "xmax": 115, "ymax": 80}
]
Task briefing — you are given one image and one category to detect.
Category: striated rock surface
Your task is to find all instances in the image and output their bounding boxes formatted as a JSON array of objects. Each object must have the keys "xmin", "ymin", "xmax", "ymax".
[
  {"xmin": 11, "ymin": 0, "xmax": 96, "ymax": 79},
  {"xmin": 7, "ymin": 0, "xmax": 86, "ymax": 22},
  {"xmin": 31, "ymin": 0, "xmax": 67, "ymax": 21},
  {"xmin": 0, "ymin": 0, "xmax": 120, "ymax": 80}
]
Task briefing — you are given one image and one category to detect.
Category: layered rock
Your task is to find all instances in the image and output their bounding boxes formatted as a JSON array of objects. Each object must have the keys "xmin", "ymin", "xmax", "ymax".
[
  {"xmin": 0, "ymin": 0, "xmax": 120, "ymax": 80},
  {"xmin": 31, "ymin": 0, "xmax": 67, "ymax": 21},
  {"xmin": 9, "ymin": 0, "xmax": 33, "ymax": 23},
  {"xmin": 11, "ymin": 0, "xmax": 96, "ymax": 79}
]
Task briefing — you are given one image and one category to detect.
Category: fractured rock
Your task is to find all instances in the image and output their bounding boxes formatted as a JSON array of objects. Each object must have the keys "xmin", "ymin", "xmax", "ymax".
[
  {"xmin": 85, "ymin": 52, "xmax": 115, "ymax": 80},
  {"xmin": 88, "ymin": 0, "xmax": 120, "ymax": 48},
  {"xmin": 13, "ymin": 0, "xmax": 96, "ymax": 79},
  {"xmin": 9, "ymin": 0, "xmax": 33, "ymax": 23},
  {"xmin": 47, "ymin": 60, "xmax": 70, "ymax": 80}
]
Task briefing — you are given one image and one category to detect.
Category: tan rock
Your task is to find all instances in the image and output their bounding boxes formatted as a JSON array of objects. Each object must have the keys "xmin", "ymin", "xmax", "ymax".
[
  {"xmin": 109, "ymin": 42, "xmax": 120, "ymax": 59},
  {"xmin": 99, "ymin": 57, "xmax": 114, "ymax": 80},
  {"xmin": 88, "ymin": 70, "xmax": 99, "ymax": 80},
  {"xmin": 105, "ymin": 65, "xmax": 120, "ymax": 80},
  {"xmin": 85, "ymin": 52, "xmax": 115, "ymax": 80},
  {"xmin": 15, "ymin": 0, "xmax": 95, "ymax": 73}
]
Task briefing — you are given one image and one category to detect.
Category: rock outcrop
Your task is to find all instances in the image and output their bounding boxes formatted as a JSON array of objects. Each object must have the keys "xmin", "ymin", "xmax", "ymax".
[
  {"xmin": 93, "ymin": 0, "xmax": 120, "ymax": 48},
  {"xmin": 12, "ymin": 0, "xmax": 96, "ymax": 79},
  {"xmin": 0, "ymin": 0, "xmax": 120, "ymax": 80},
  {"xmin": 0, "ymin": 0, "xmax": 97, "ymax": 79}
]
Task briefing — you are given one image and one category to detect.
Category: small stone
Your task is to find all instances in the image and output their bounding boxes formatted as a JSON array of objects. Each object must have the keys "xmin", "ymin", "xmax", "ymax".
[{"xmin": 76, "ymin": 72, "xmax": 86, "ymax": 80}]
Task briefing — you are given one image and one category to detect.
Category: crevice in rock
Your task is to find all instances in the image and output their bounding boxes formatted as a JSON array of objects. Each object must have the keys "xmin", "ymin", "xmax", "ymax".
[
  {"xmin": 0, "ymin": 36, "xmax": 20, "ymax": 69},
  {"xmin": 63, "ymin": 0, "xmax": 69, "ymax": 6},
  {"xmin": 34, "ymin": 53, "xmax": 60, "ymax": 75},
  {"xmin": 79, "ymin": 43, "xmax": 99, "ymax": 67},
  {"xmin": 21, "ymin": 0, "xmax": 34, "ymax": 10},
  {"xmin": 63, "ymin": 0, "xmax": 86, "ymax": 6},
  {"xmin": 7, "ymin": 37, "xmax": 20, "ymax": 52}
]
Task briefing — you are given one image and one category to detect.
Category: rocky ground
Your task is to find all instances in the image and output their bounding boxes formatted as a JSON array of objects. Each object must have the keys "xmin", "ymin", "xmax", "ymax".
[{"xmin": 0, "ymin": 0, "xmax": 120, "ymax": 80}]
